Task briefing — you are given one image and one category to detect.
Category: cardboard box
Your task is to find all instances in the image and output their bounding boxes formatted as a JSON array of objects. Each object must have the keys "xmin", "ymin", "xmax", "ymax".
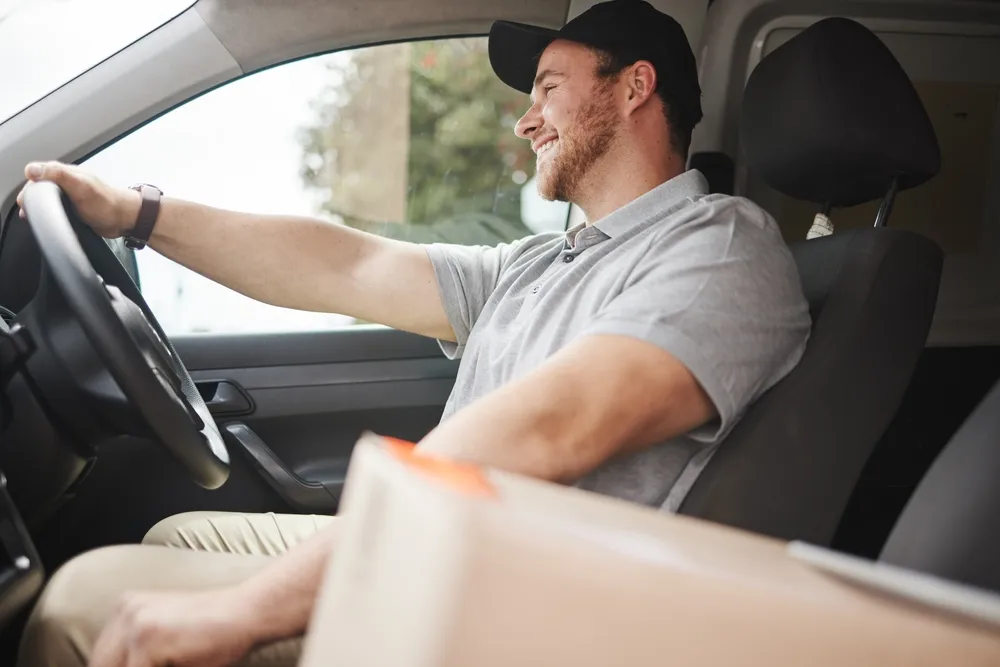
[{"xmin": 299, "ymin": 434, "xmax": 1000, "ymax": 666}]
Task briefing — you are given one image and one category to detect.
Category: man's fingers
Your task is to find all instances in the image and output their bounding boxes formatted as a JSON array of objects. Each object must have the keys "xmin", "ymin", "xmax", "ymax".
[
  {"xmin": 16, "ymin": 185, "xmax": 29, "ymax": 219},
  {"xmin": 124, "ymin": 646, "xmax": 155, "ymax": 667},
  {"xmin": 24, "ymin": 161, "xmax": 57, "ymax": 182},
  {"xmin": 89, "ymin": 614, "xmax": 129, "ymax": 667},
  {"xmin": 24, "ymin": 162, "xmax": 43, "ymax": 181}
]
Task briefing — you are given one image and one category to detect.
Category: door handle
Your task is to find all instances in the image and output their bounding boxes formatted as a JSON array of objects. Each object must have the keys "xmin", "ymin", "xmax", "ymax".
[
  {"xmin": 222, "ymin": 422, "xmax": 340, "ymax": 514},
  {"xmin": 196, "ymin": 380, "xmax": 253, "ymax": 416}
]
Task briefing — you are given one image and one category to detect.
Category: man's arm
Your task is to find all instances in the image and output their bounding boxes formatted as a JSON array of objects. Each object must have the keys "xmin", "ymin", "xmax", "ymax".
[
  {"xmin": 17, "ymin": 161, "xmax": 455, "ymax": 341},
  {"xmin": 235, "ymin": 334, "xmax": 713, "ymax": 633},
  {"xmin": 417, "ymin": 333, "xmax": 716, "ymax": 480},
  {"xmin": 87, "ymin": 334, "xmax": 713, "ymax": 667},
  {"xmin": 87, "ymin": 527, "xmax": 340, "ymax": 667},
  {"xmin": 238, "ymin": 334, "xmax": 713, "ymax": 632},
  {"xmin": 233, "ymin": 335, "xmax": 713, "ymax": 641}
]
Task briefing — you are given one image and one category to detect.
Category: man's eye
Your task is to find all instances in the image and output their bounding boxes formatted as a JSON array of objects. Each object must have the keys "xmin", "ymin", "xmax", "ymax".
[{"xmin": 544, "ymin": 84, "xmax": 557, "ymax": 92}]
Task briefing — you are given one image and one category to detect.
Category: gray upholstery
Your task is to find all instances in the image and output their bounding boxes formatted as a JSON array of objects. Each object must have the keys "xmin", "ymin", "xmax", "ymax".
[
  {"xmin": 677, "ymin": 18, "xmax": 944, "ymax": 545},
  {"xmin": 679, "ymin": 228, "xmax": 942, "ymax": 545},
  {"xmin": 880, "ymin": 379, "xmax": 1000, "ymax": 593}
]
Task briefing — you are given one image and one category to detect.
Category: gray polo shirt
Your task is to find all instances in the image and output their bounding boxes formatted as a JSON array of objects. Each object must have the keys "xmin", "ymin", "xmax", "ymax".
[{"xmin": 424, "ymin": 169, "xmax": 810, "ymax": 511}]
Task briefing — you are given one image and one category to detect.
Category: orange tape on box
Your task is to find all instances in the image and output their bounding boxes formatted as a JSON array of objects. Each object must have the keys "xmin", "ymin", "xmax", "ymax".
[{"xmin": 382, "ymin": 436, "xmax": 496, "ymax": 498}]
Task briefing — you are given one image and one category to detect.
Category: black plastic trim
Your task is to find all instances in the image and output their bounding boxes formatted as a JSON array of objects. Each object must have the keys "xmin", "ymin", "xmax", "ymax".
[
  {"xmin": 0, "ymin": 472, "xmax": 44, "ymax": 631},
  {"xmin": 173, "ymin": 327, "xmax": 447, "ymax": 370},
  {"xmin": 223, "ymin": 422, "xmax": 339, "ymax": 514},
  {"xmin": 197, "ymin": 379, "xmax": 254, "ymax": 416}
]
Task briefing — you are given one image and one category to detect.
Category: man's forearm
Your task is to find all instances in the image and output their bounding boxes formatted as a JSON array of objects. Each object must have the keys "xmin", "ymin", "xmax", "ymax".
[
  {"xmin": 146, "ymin": 198, "xmax": 381, "ymax": 314},
  {"xmin": 231, "ymin": 522, "xmax": 341, "ymax": 643},
  {"xmin": 133, "ymin": 197, "xmax": 454, "ymax": 339}
]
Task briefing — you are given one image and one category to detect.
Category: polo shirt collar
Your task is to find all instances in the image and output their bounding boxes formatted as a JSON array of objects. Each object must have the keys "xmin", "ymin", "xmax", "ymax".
[{"xmin": 591, "ymin": 169, "xmax": 709, "ymax": 239}]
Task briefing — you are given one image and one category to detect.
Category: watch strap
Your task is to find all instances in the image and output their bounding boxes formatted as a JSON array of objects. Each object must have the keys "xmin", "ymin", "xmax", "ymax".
[{"xmin": 124, "ymin": 184, "xmax": 162, "ymax": 250}]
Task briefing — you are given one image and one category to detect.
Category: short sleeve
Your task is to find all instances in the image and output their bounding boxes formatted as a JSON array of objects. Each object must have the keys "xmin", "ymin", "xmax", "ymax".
[
  {"xmin": 424, "ymin": 241, "xmax": 517, "ymax": 359},
  {"xmin": 579, "ymin": 196, "xmax": 811, "ymax": 443}
]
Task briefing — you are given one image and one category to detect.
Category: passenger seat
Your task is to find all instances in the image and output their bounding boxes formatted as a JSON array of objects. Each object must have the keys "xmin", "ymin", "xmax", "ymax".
[
  {"xmin": 679, "ymin": 17, "xmax": 942, "ymax": 546},
  {"xmin": 879, "ymin": 377, "xmax": 1000, "ymax": 593}
]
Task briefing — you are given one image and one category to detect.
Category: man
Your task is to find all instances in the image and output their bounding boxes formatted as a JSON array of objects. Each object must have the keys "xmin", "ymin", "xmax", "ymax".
[{"xmin": 16, "ymin": 1, "xmax": 810, "ymax": 665}]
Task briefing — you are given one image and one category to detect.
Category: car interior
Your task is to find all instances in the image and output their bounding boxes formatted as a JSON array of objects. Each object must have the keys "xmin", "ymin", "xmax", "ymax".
[{"xmin": 0, "ymin": 0, "xmax": 999, "ymax": 661}]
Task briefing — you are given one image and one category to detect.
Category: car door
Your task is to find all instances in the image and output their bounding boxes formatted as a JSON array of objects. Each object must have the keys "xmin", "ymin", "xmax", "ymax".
[
  {"xmin": 1, "ymin": 0, "xmax": 720, "ymax": 568},
  {"xmin": 10, "ymin": 32, "xmax": 571, "ymax": 560}
]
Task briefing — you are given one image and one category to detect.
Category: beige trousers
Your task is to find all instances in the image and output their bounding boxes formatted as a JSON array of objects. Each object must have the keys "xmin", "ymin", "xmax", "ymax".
[{"xmin": 17, "ymin": 511, "xmax": 336, "ymax": 667}]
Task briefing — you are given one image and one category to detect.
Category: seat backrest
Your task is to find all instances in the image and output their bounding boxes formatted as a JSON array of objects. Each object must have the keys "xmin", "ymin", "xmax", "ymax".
[
  {"xmin": 687, "ymin": 151, "xmax": 734, "ymax": 195},
  {"xmin": 678, "ymin": 17, "xmax": 943, "ymax": 545},
  {"xmin": 680, "ymin": 227, "xmax": 941, "ymax": 544},
  {"xmin": 879, "ymin": 379, "xmax": 1000, "ymax": 593}
]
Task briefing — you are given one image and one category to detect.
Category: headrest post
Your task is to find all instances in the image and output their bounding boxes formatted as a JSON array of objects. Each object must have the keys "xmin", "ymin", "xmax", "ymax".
[{"xmin": 873, "ymin": 176, "xmax": 900, "ymax": 228}]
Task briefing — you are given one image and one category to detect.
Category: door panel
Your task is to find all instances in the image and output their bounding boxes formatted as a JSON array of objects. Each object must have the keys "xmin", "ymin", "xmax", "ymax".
[
  {"xmin": 33, "ymin": 327, "xmax": 456, "ymax": 572},
  {"xmin": 177, "ymin": 328, "xmax": 458, "ymax": 513},
  {"xmin": 180, "ymin": 326, "xmax": 457, "ymax": 501}
]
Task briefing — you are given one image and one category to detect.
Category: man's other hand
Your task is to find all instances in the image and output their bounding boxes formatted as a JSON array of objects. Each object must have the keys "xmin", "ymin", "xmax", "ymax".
[{"xmin": 89, "ymin": 587, "xmax": 259, "ymax": 667}]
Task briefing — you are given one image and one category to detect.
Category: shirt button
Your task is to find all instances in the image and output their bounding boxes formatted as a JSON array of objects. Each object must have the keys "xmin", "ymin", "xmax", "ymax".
[
  {"xmin": 563, "ymin": 254, "xmax": 575, "ymax": 263},
  {"xmin": 531, "ymin": 285, "xmax": 540, "ymax": 294}
]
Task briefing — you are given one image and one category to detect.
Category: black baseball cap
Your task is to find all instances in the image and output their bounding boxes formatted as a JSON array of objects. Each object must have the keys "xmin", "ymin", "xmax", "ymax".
[{"xmin": 489, "ymin": 0, "xmax": 701, "ymax": 122}]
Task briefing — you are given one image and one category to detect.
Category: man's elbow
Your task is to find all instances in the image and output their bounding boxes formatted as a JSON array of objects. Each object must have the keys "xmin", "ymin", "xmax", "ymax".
[{"xmin": 528, "ymin": 413, "xmax": 628, "ymax": 484}]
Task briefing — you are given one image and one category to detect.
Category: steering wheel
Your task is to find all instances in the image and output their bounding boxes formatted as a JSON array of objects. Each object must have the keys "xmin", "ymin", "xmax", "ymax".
[{"xmin": 19, "ymin": 181, "xmax": 229, "ymax": 489}]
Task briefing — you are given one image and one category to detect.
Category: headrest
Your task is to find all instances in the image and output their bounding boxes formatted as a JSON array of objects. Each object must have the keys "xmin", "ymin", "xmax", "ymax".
[{"xmin": 741, "ymin": 17, "xmax": 940, "ymax": 208}]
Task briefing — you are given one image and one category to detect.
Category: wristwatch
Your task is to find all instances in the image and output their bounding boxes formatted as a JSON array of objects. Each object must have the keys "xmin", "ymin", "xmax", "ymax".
[{"xmin": 124, "ymin": 183, "xmax": 163, "ymax": 250}]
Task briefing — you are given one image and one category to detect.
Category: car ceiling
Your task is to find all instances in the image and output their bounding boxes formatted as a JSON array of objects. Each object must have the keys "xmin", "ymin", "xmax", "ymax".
[{"xmin": 193, "ymin": 0, "xmax": 571, "ymax": 74}]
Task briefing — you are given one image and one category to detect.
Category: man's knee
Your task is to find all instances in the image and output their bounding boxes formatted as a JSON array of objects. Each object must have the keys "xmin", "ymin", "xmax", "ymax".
[
  {"xmin": 143, "ymin": 511, "xmax": 231, "ymax": 548},
  {"xmin": 143, "ymin": 511, "xmax": 337, "ymax": 556},
  {"xmin": 19, "ymin": 546, "xmax": 139, "ymax": 667},
  {"xmin": 19, "ymin": 542, "xmax": 275, "ymax": 666}
]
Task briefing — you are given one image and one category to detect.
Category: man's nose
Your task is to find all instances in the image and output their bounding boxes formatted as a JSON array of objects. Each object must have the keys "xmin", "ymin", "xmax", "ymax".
[{"xmin": 514, "ymin": 102, "xmax": 542, "ymax": 140}]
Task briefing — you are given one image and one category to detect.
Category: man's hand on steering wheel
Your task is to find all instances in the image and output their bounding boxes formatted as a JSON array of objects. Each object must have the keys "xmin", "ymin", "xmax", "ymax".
[{"xmin": 17, "ymin": 161, "xmax": 139, "ymax": 238}]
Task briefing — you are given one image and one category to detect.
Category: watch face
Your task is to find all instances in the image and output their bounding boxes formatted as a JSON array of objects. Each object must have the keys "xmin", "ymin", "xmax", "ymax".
[{"xmin": 130, "ymin": 183, "xmax": 162, "ymax": 195}]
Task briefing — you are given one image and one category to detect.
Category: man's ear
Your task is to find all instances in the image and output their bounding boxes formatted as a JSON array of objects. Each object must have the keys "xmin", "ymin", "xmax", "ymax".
[{"xmin": 624, "ymin": 60, "xmax": 658, "ymax": 114}]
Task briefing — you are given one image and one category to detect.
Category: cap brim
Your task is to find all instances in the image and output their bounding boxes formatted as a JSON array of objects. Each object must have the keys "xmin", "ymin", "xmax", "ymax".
[{"xmin": 489, "ymin": 21, "xmax": 560, "ymax": 94}]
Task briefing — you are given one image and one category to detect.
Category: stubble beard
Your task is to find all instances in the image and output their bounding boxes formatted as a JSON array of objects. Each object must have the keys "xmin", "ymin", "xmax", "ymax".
[{"xmin": 536, "ymin": 81, "xmax": 618, "ymax": 204}]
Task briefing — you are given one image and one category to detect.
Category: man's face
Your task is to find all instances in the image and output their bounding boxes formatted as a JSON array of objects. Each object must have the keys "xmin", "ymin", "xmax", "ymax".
[{"xmin": 514, "ymin": 40, "xmax": 619, "ymax": 203}]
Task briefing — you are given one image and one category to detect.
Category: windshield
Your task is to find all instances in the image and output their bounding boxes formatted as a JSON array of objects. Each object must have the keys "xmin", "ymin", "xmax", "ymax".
[{"xmin": 0, "ymin": 0, "xmax": 196, "ymax": 124}]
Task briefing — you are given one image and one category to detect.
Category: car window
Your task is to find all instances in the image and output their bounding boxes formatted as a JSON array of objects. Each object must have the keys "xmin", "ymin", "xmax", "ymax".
[
  {"xmin": 82, "ymin": 38, "xmax": 569, "ymax": 335},
  {"xmin": 0, "ymin": 0, "xmax": 196, "ymax": 124}
]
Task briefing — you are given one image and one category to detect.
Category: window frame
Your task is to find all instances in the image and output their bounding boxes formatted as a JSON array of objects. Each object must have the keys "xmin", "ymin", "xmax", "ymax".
[{"xmin": 78, "ymin": 35, "xmax": 571, "ymax": 337}]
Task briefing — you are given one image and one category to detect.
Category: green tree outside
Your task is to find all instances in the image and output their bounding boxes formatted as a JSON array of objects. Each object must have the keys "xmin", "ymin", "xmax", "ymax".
[{"xmin": 298, "ymin": 38, "xmax": 540, "ymax": 245}]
